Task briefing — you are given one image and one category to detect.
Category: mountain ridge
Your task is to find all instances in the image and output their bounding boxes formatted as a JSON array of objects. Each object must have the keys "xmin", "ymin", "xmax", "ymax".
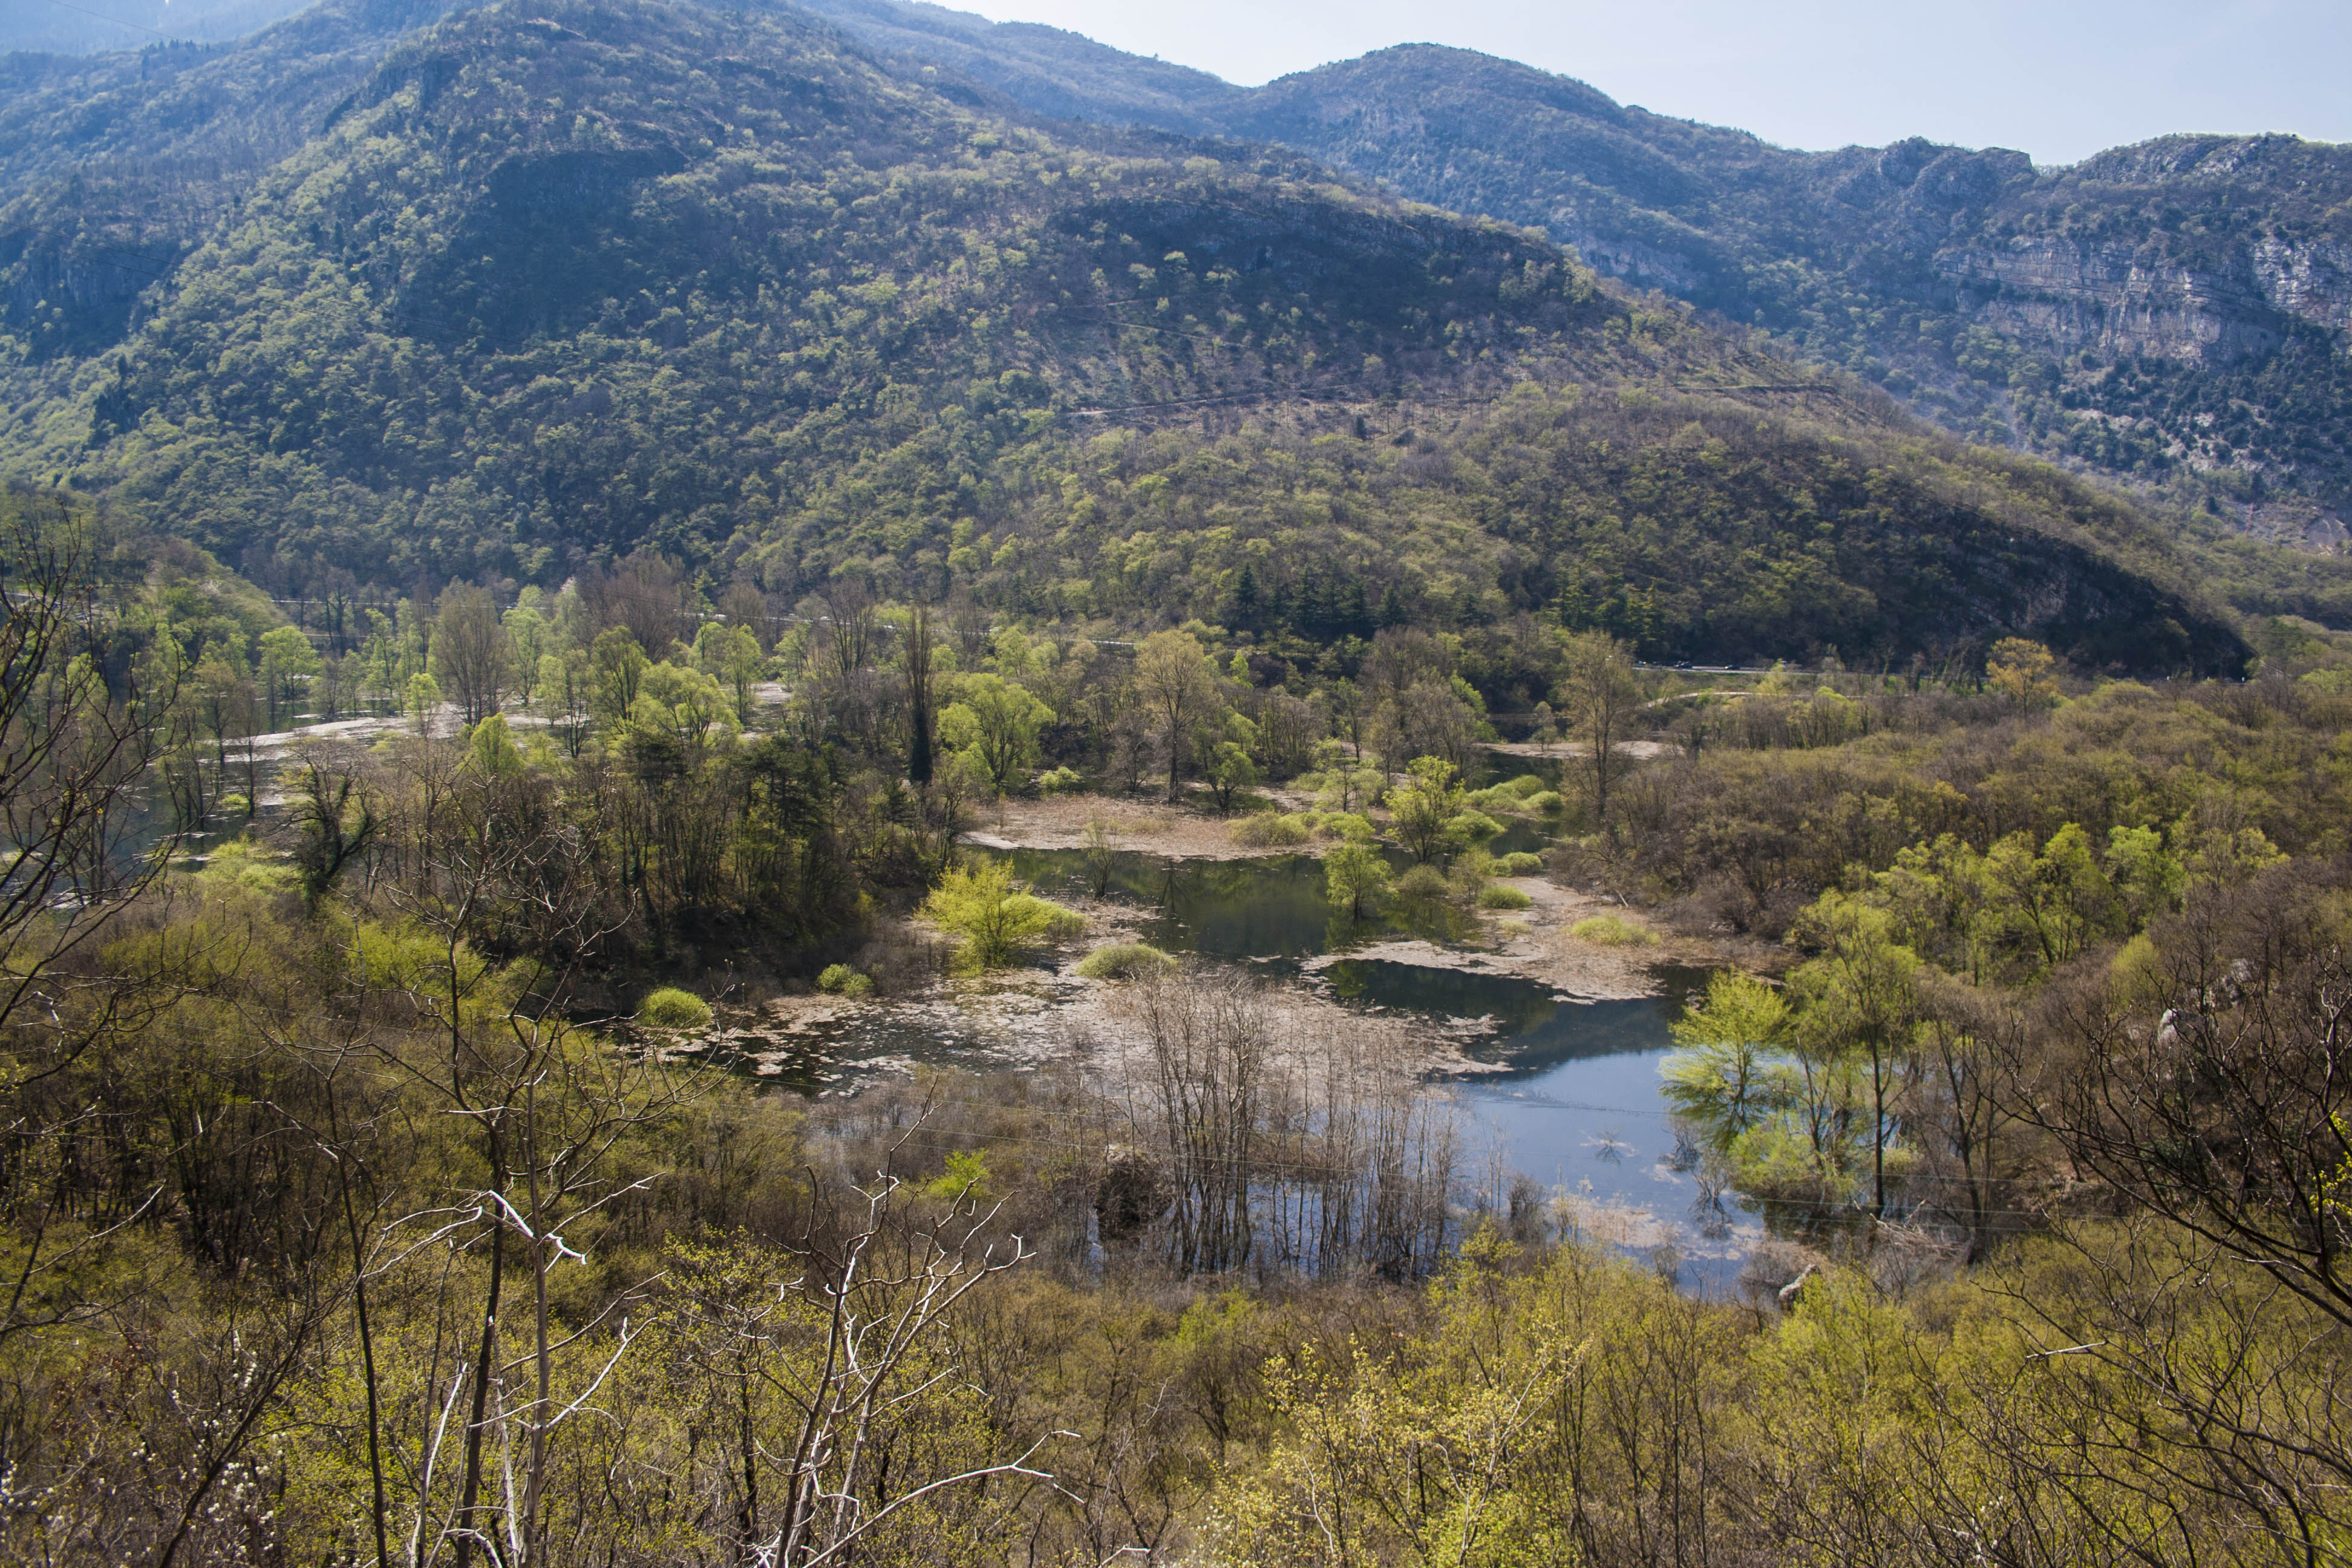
[
  {"xmin": 0, "ymin": 0, "xmax": 2308, "ymax": 672},
  {"xmin": 792, "ymin": 0, "xmax": 2352, "ymax": 543}
]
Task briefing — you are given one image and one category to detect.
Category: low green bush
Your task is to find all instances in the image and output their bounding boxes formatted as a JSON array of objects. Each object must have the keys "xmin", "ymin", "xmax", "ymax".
[
  {"xmin": 1478, "ymin": 884, "xmax": 1534, "ymax": 910},
  {"xmin": 1524, "ymin": 791, "xmax": 1565, "ymax": 814},
  {"xmin": 1467, "ymin": 776, "xmax": 1549, "ymax": 813},
  {"xmin": 924, "ymin": 860, "xmax": 1086, "ymax": 970},
  {"xmin": 1451, "ymin": 809, "xmax": 1504, "ymax": 843},
  {"xmin": 1317, "ymin": 812, "xmax": 1376, "ymax": 843},
  {"xmin": 1036, "ymin": 766, "xmax": 1084, "ymax": 795},
  {"xmin": 1496, "ymin": 851, "xmax": 1546, "ymax": 875},
  {"xmin": 1395, "ymin": 864, "xmax": 1452, "ymax": 901},
  {"xmin": 637, "ymin": 987, "xmax": 712, "ymax": 1030},
  {"xmin": 817, "ymin": 964, "xmax": 874, "ymax": 998},
  {"xmin": 1571, "ymin": 914, "xmax": 1656, "ymax": 947},
  {"xmin": 1233, "ymin": 812, "xmax": 1312, "ymax": 847},
  {"xmin": 1075, "ymin": 942, "xmax": 1177, "ymax": 980}
]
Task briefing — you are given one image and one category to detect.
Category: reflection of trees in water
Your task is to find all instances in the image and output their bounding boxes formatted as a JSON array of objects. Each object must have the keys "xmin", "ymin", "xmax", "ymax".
[{"xmin": 1119, "ymin": 966, "xmax": 1463, "ymax": 1281}]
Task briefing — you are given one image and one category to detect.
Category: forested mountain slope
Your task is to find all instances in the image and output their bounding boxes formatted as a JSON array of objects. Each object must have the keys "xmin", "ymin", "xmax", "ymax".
[
  {"xmin": 0, "ymin": 0, "xmax": 2277, "ymax": 670},
  {"xmin": 0, "ymin": 0, "xmax": 474, "ymax": 361},
  {"xmin": 801, "ymin": 0, "xmax": 2352, "ymax": 543}
]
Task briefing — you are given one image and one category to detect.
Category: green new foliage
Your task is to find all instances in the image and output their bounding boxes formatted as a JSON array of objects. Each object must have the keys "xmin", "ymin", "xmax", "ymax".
[
  {"xmin": 1465, "ymin": 774, "xmax": 1548, "ymax": 814},
  {"xmin": 636, "ymin": 986, "xmax": 711, "ymax": 1030},
  {"xmin": 1662, "ymin": 971, "xmax": 1795, "ymax": 1159},
  {"xmin": 630, "ymin": 660, "xmax": 740, "ymax": 760},
  {"xmin": 938, "ymin": 675, "xmax": 1053, "ymax": 796},
  {"xmin": 817, "ymin": 963, "xmax": 875, "ymax": 998},
  {"xmin": 1322, "ymin": 841, "xmax": 1392, "ymax": 918},
  {"xmin": 924, "ymin": 1148, "xmax": 994, "ymax": 1204},
  {"xmin": 465, "ymin": 713, "xmax": 524, "ymax": 777},
  {"xmin": 1393, "ymin": 863, "xmax": 1451, "ymax": 901},
  {"xmin": 693, "ymin": 619, "xmax": 765, "ymax": 724},
  {"xmin": 591, "ymin": 630, "xmax": 652, "ymax": 724},
  {"xmin": 1074, "ymin": 942, "xmax": 1177, "ymax": 980},
  {"xmin": 1475, "ymin": 883, "xmax": 1531, "ymax": 909},
  {"xmin": 403, "ymin": 671, "xmax": 440, "ymax": 730},
  {"xmin": 255, "ymin": 625, "xmax": 319, "ymax": 729},
  {"xmin": 1203, "ymin": 741, "xmax": 1260, "ymax": 814},
  {"xmin": 923, "ymin": 858, "xmax": 1085, "ymax": 970},
  {"xmin": 1216, "ymin": 1230, "xmax": 1588, "ymax": 1566},
  {"xmin": 1570, "ymin": 914, "xmax": 1654, "ymax": 946},
  {"xmin": 1385, "ymin": 755, "xmax": 1469, "ymax": 863},
  {"xmin": 1451, "ymin": 808, "xmax": 1503, "ymax": 843}
]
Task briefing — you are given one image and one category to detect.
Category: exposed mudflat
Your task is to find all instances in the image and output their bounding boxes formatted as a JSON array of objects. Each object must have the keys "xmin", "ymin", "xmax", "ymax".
[
  {"xmin": 962, "ymin": 792, "xmax": 1278, "ymax": 861},
  {"xmin": 1482, "ymin": 739, "xmax": 1673, "ymax": 760},
  {"xmin": 697, "ymin": 946, "xmax": 1506, "ymax": 1093}
]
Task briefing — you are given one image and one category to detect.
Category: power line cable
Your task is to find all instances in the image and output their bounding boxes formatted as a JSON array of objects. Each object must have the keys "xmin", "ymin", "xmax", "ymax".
[{"xmin": 37, "ymin": 0, "xmax": 185, "ymax": 41}]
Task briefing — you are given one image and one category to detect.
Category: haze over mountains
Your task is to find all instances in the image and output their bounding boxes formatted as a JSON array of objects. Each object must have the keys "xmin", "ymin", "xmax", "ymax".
[{"xmin": 1, "ymin": 0, "xmax": 2346, "ymax": 669}]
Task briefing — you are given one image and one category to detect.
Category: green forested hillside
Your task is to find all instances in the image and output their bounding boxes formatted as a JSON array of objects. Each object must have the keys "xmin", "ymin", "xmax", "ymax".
[
  {"xmin": 0, "ymin": 0, "xmax": 475, "ymax": 361},
  {"xmin": 0, "ymin": 0, "xmax": 2270, "ymax": 670}
]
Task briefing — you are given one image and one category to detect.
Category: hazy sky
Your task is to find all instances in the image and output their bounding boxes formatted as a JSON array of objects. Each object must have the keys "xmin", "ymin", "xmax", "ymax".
[{"xmin": 952, "ymin": 0, "xmax": 2351, "ymax": 165}]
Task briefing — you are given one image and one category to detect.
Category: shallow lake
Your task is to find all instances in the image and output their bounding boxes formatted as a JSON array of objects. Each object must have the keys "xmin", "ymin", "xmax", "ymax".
[
  {"xmin": 991, "ymin": 846, "xmax": 1481, "ymax": 959},
  {"xmin": 984, "ymin": 846, "xmax": 1754, "ymax": 1289},
  {"xmin": 754, "ymin": 833, "xmax": 1760, "ymax": 1289},
  {"xmin": 1319, "ymin": 959, "xmax": 1756, "ymax": 1292}
]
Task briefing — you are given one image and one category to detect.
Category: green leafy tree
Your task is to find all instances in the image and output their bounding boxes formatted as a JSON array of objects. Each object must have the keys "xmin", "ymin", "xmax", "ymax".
[
  {"xmin": 1661, "ymin": 971, "xmax": 1794, "ymax": 1156},
  {"xmin": 922, "ymin": 858, "xmax": 1083, "ymax": 969},
  {"xmin": 540, "ymin": 647, "xmax": 593, "ymax": 758},
  {"xmin": 938, "ymin": 675, "xmax": 1053, "ymax": 797},
  {"xmin": 257, "ymin": 626, "xmax": 320, "ymax": 731},
  {"xmin": 1204, "ymin": 740, "xmax": 1259, "ymax": 814},
  {"xmin": 503, "ymin": 596, "xmax": 554, "ymax": 709},
  {"xmin": 1324, "ymin": 841, "xmax": 1392, "ymax": 920},
  {"xmin": 1790, "ymin": 892, "xmax": 1923, "ymax": 1220},
  {"xmin": 404, "ymin": 671, "xmax": 441, "ymax": 736},
  {"xmin": 1134, "ymin": 630, "xmax": 1223, "ymax": 803},
  {"xmin": 466, "ymin": 713, "xmax": 524, "ymax": 779},
  {"xmin": 694, "ymin": 618, "xmax": 765, "ymax": 725},
  {"xmin": 1387, "ymin": 755, "xmax": 1468, "ymax": 863},
  {"xmin": 590, "ymin": 628, "xmax": 650, "ymax": 727},
  {"xmin": 1986, "ymin": 637, "xmax": 2059, "ymax": 709}
]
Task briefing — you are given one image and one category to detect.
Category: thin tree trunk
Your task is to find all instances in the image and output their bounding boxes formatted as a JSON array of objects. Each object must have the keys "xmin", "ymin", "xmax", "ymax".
[
  {"xmin": 328, "ymin": 1093, "xmax": 391, "ymax": 1568},
  {"xmin": 453, "ymin": 1178, "xmax": 505, "ymax": 1568}
]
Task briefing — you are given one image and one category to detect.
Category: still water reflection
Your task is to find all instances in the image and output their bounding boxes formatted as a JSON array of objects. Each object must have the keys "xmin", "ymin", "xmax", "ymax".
[{"xmin": 1318, "ymin": 961, "xmax": 1754, "ymax": 1290}]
